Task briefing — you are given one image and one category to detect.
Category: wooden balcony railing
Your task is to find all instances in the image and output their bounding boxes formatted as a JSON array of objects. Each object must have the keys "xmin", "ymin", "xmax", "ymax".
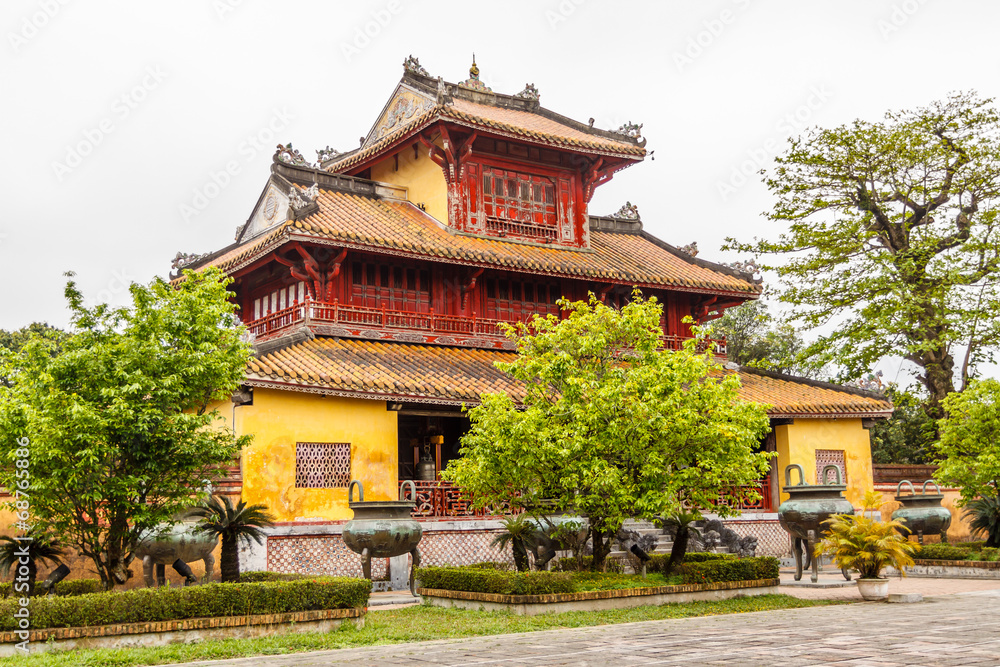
[
  {"xmin": 716, "ymin": 478, "xmax": 772, "ymax": 512},
  {"xmin": 400, "ymin": 480, "xmax": 520, "ymax": 520},
  {"xmin": 245, "ymin": 298, "xmax": 726, "ymax": 354}
]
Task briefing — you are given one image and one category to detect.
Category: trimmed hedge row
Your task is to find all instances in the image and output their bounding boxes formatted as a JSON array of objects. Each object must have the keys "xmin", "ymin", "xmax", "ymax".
[
  {"xmin": 416, "ymin": 566, "xmax": 574, "ymax": 595},
  {"xmin": 0, "ymin": 577, "xmax": 370, "ymax": 631},
  {"xmin": 678, "ymin": 556, "xmax": 780, "ymax": 585},
  {"xmin": 0, "ymin": 579, "xmax": 103, "ymax": 598},
  {"xmin": 645, "ymin": 552, "xmax": 734, "ymax": 574},
  {"xmin": 916, "ymin": 543, "xmax": 999, "ymax": 562}
]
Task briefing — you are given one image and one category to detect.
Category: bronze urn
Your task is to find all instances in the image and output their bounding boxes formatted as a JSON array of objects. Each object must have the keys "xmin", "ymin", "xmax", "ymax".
[
  {"xmin": 342, "ymin": 480, "xmax": 424, "ymax": 596},
  {"xmin": 777, "ymin": 464, "xmax": 854, "ymax": 583},
  {"xmin": 892, "ymin": 480, "xmax": 951, "ymax": 544}
]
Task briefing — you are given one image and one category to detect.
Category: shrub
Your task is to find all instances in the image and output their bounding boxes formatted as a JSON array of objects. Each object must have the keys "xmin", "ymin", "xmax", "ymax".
[
  {"xmin": 915, "ymin": 544, "xmax": 973, "ymax": 561},
  {"xmin": 238, "ymin": 571, "xmax": 308, "ymax": 583},
  {"xmin": 645, "ymin": 552, "xmax": 734, "ymax": 575},
  {"xmin": 52, "ymin": 579, "xmax": 103, "ymax": 597},
  {"xmin": 980, "ymin": 547, "xmax": 1000, "ymax": 561},
  {"xmin": 466, "ymin": 561, "xmax": 513, "ymax": 571},
  {"xmin": 549, "ymin": 556, "xmax": 625, "ymax": 573},
  {"xmin": 678, "ymin": 556, "xmax": 780, "ymax": 585},
  {"xmin": 416, "ymin": 566, "xmax": 574, "ymax": 595},
  {"xmin": 0, "ymin": 577, "xmax": 370, "ymax": 631}
]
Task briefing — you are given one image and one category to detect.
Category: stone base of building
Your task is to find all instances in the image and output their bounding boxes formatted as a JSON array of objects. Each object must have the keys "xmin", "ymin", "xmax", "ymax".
[
  {"xmin": 0, "ymin": 608, "xmax": 365, "ymax": 656},
  {"xmin": 418, "ymin": 579, "xmax": 781, "ymax": 615}
]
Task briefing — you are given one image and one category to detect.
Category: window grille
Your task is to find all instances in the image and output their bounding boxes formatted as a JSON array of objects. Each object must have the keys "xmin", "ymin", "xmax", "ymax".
[
  {"xmin": 295, "ymin": 442, "xmax": 351, "ymax": 488},
  {"xmin": 815, "ymin": 449, "xmax": 847, "ymax": 485}
]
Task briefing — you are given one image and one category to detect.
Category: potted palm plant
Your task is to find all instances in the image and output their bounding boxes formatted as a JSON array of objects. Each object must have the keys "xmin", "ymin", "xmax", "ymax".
[{"xmin": 815, "ymin": 492, "xmax": 918, "ymax": 601}]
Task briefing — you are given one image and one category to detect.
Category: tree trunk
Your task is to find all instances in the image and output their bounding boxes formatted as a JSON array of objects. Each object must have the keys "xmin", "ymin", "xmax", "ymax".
[
  {"xmin": 26, "ymin": 560, "xmax": 37, "ymax": 597},
  {"xmin": 919, "ymin": 353, "xmax": 956, "ymax": 421},
  {"xmin": 512, "ymin": 537, "xmax": 530, "ymax": 572},
  {"xmin": 589, "ymin": 527, "xmax": 612, "ymax": 572},
  {"xmin": 667, "ymin": 526, "xmax": 690, "ymax": 574},
  {"xmin": 220, "ymin": 535, "xmax": 240, "ymax": 582}
]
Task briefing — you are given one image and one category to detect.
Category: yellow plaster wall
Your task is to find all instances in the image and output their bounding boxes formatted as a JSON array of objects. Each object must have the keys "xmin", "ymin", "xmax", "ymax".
[
  {"xmin": 775, "ymin": 418, "xmax": 874, "ymax": 508},
  {"xmin": 370, "ymin": 140, "xmax": 448, "ymax": 223},
  {"xmin": 237, "ymin": 389, "xmax": 398, "ymax": 522}
]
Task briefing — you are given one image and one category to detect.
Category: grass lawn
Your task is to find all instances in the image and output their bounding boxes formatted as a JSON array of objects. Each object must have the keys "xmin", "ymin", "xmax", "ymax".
[{"xmin": 3, "ymin": 594, "xmax": 847, "ymax": 667}]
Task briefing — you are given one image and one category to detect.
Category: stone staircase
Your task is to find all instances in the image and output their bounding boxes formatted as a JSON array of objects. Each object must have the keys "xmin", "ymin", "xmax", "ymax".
[{"xmin": 610, "ymin": 519, "xmax": 673, "ymax": 560}]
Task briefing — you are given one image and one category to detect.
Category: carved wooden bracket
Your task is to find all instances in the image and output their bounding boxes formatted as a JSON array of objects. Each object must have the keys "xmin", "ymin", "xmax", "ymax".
[{"xmin": 419, "ymin": 127, "xmax": 478, "ymax": 184}]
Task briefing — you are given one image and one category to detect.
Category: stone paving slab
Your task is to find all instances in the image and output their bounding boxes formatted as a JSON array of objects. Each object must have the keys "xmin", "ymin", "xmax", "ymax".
[{"xmin": 175, "ymin": 588, "xmax": 1000, "ymax": 667}]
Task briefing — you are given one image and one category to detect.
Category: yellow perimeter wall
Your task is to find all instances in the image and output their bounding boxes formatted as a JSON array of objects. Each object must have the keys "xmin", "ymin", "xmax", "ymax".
[
  {"xmin": 237, "ymin": 389, "xmax": 398, "ymax": 522},
  {"xmin": 370, "ymin": 138, "xmax": 448, "ymax": 223},
  {"xmin": 775, "ymin": 418, "xmax": 874, "ymax": 508}
]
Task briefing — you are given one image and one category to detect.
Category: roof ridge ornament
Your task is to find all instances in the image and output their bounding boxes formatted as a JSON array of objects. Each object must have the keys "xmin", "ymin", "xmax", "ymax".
[
  {"xmin": 275, "ymin": 143, "xmax": 313, "ymax": 168},
  {"xmin": 725, "ymin": 259, "xmax": 761, "ymax": 278},
  {"xmin": 402, "ymin": 54, "xmax": 429, "ymax": 77},
  {"xmin": 678, "ymin": 242, "xmax": 699, "ymax": 257},
  {"xmin": 613, "ymin": 121, "xmax": 643, "ymax": 139},
  {"xmin": 459, "ymin": 53, "xmax": 492, "ymax": 92},
  {"xmin": 316, "ymin": 146, "xmax": 340, "ymax": 162},
  {"xmin": 611, "ymin": 201, "xmax": 640, "ymax": 220},
  {"xmin": 516, "ymin": 83, "xmax": 540, "ymax": 101},
  {"xmin": 170, "ymin": 251, "xmax": 208, "ymax": 279}
]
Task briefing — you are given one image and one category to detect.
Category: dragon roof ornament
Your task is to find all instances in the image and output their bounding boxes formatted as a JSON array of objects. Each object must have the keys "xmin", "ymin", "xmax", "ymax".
[
  {"xmin": 402, "ymin": 55, "xmax": 429, "ymax": 77},
  {"xmin": 516, "ymin": 83, "xmax": 540, "ymax": 101},
  {"xmin": 275, "ymin": 143, "xmax": 312, "ymax": 167},
  {"xmin": 611, "ymin": 201, "xmax": 640, "ymax": 220},
  {"xmin": 170, "ymin": 251, "xmax": 209, "ymax": 279}
]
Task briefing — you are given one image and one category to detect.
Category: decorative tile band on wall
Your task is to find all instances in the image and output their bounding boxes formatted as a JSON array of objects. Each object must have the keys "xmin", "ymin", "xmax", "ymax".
[{"xmin": 267, "ymin": 529, "xmax": 513, "ymax": 577}]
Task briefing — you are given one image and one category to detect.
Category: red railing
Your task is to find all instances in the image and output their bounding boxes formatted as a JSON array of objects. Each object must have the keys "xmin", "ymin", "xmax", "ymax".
[
  {"xmin": 400, "ymin": 480, "xmax": 520, "ymax": 520},
  {"xmin": 245, "ymin": 299, "xmax": 727, "ymax": 355},
  {"xmin": 716, "ymin": 478, "xmax": 772, "ymax": 511},
  {"xmin": 485, "ymin": 217, "xmax": 558, "ymax": 242}
]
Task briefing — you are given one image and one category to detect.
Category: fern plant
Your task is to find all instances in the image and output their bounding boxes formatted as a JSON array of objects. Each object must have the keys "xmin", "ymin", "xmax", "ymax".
[{"xmin": 815, "ymin": 492, "xmax": 918, "ymax": 579}]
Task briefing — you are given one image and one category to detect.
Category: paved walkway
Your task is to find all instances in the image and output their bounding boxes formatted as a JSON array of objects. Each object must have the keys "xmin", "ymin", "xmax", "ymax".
[
  {"xmin": 182, "ymin": 588, "xmax": 1000, "ymax": 667},
  {"xmin": 778, "ymin": 572, "xmax": 1000, "ymax": 600}
]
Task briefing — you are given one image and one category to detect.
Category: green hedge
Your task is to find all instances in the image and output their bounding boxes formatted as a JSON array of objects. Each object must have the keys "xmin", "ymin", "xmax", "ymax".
[
  {"xmin": 678, "ymin": 556, "xmax": 780, "ymax": 585},
  {"xmin": 644, "ymin": 552, "xmax": 734, "ymax": 574},
  {"xmin": 416, "ymin": 566, "xmax": 574, "ymax": 595},
  {"xmin": 550, "ymin": 556, "xmax": 626, "ymax": 573},
  {"xmin": 916, "ymin": 544, "xmax": 973, "ymax": 561},
  {"xmin": 466, "ymin": 561, "xmax": 513, "ymax": 571},
  {"xmin": 682, "ymin": 552, "xmax": 737, "ymax": 563},
  {"xmin": 0, "ymin": 577, "xmax": 370, "ymax": 631},
  {"xmin": 238, "ymin": 572, "xmax": 308, "ymax": 583},
  {"xmin": 0, "ymin": 578, "xmax": 103, "ymax": 598}
]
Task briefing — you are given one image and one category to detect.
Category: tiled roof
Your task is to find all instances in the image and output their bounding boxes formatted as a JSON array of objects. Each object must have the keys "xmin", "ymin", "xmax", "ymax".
[
  {"xmin": 200, "ymin": 187, "xmax": 758, "ymax": 295},
  {"xmin": 247, "ymin": 338, "xmax": 893, "ymax": 417},
  {"xmin": 248, "ymin": 337, "xmax": 523, "ymax": 405},
  {"xmin": 325, "ymin": 101, "xmax": 644, "ymax": 173}
]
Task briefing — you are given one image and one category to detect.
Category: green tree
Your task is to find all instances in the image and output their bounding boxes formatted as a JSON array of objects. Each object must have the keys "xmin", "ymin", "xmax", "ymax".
[
  {"xmin": 443, "ymin": 295, "xmax": 773, "ymax": 572},
  {"xmin": 0, "ymin": 323, "xmax": 68, "ymax": 387},
  {"xmin": 191, "ymin": 496, "xmax": 275, "ymax": 582},
  {"xmin": 869, "ymin": 385, "xmax": 937, "ymax": 464},
  {"xmin": 726, "ymin": 92, "xmax": 1000, "ymax": 419},
  {"xmin": 706, "ymin": 300, "xmax": 822, "ymax": 378},
  {"xmin": 935, "ymin": 379, "xmax": 1000, "ymax": 525},
  {"xmin": 0, "ymin": 268, "xmax": 252, "ymax": 590}
]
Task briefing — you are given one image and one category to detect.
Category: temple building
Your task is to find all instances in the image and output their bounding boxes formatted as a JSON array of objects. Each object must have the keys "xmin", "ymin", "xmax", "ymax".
[{"xmin": 180, "ymin": 57, "xmax": 892, "ymax": 573}]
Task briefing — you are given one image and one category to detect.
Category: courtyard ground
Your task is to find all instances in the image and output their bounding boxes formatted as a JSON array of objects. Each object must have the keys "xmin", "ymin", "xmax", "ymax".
[{"xmin": 177, "ymin": 586, "xmax": 1000, "ymax": 666}]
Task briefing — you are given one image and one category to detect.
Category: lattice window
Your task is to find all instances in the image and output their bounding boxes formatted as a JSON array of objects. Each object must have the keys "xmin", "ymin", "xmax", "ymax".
[
  {"xmin": 815, "ymin": 449, "xmax": 847, "ymax": 485},
  {"xmin": 295, "ymin": 443, "xmax": 351, "ymax": 488}
]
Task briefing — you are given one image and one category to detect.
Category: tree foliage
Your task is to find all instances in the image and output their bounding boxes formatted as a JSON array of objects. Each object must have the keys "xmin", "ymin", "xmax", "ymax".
[
  {"xmin": 443, "ymin": 295, "xmax": 773, "ymax": 572},
  {"xmin": 706, "ymin": 300, "xmax": 822, "ymax": 378},
  {"xmin": 935, "ymin": 378, "xmax": 1000, "ymax": 507},
  {"xmin": 0, "ymin": 268, "xmax": 252, "ymax": 589},
  {"xmin": 868, "ymin": 385, "xmax": 937, "ymax": 464},
  {"xmin": 726, "ymin": 92, "xmax": 1000, "ymax": 417}
]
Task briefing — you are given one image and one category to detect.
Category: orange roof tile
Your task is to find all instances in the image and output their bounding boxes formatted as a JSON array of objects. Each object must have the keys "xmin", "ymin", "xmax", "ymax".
[
  {"xmin": 247, "ymin": 338, "xmax": 892, "ymax": 417},
  {"xmin": 201, "ymin": 187, "xmax": 757, "ymax": 295},
  {"xmin": 325, "ymin": 101, "xmax": 644, "ymax": 173}
]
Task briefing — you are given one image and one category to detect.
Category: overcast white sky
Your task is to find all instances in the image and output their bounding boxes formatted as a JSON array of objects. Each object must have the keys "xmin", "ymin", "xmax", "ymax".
[{"xmin": 2, "ymin": 0, "xmax": 997, "ymax": 385}]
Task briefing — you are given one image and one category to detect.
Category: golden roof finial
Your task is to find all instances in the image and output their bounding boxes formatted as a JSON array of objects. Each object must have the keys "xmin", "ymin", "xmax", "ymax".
[{"xmin": 470, "ymin": 53, "xmax": 479, "ymax": 80}]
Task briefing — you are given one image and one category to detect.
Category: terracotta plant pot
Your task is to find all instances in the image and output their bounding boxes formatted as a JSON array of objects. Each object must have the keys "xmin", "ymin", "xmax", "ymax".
[{"xmin": 856, "ymin": 577, "xmax": 889, "ymax": 601}]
